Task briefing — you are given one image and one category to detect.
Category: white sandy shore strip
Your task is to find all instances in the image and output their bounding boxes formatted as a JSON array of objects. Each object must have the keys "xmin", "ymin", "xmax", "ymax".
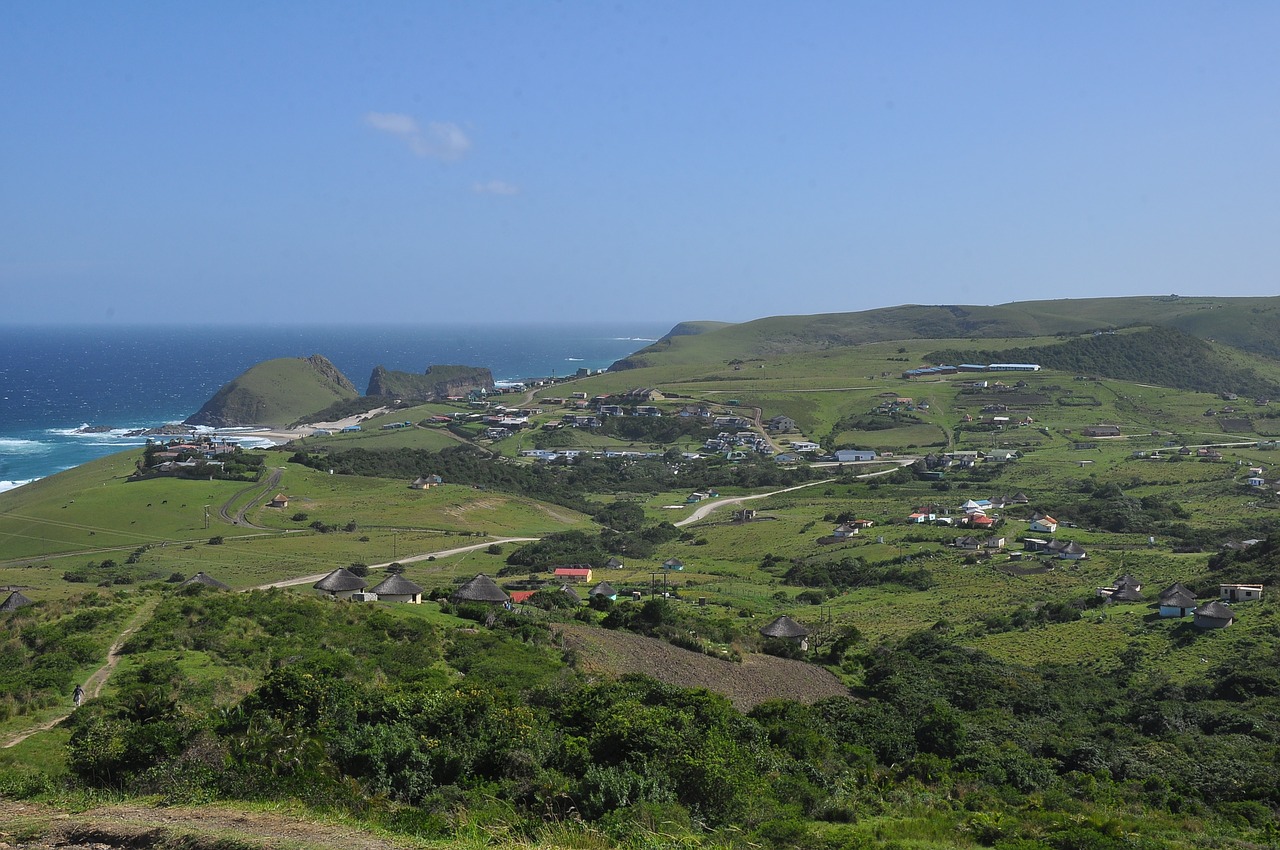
[{"xmin": 239, "ymin": 407, "xmax": 391, "ymax": 445}]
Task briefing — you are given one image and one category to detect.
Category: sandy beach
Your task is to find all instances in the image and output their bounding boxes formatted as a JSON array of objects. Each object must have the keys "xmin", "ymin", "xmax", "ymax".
[{"xmin": 238, "ymin": 407, "xmax": 391, "ymax": 445}]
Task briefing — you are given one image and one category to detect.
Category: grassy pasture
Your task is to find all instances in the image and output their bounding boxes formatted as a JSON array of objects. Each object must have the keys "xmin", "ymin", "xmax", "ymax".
[
  {"xmin": 293, "ymin": 425, "xmax": 462, "ymax": 453},
  {"xmin": 0, "ymin": 451, "xmax": 257, "ymax": 561}
]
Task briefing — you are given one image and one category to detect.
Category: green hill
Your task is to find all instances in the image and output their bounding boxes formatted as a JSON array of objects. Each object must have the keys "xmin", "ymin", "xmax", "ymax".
[
  {"xmin": 364, "ymin": 363, "xmax": 494, "ymax": 400},
  {"xmin": 612, "ymin": 295, "xmax": 1280, "ymax": 369},
  {"xmin": 185, "ymin": 354, "xmax": 358, "ymax": 427},
  {"xmin": 927, "ymin": 326, "xmax": 1280, "ymax": 398}
]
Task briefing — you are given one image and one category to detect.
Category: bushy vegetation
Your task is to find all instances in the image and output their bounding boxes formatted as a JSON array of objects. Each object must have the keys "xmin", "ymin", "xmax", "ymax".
[
  {"xmin": 33, "ymin": 587, "xmax": 1280, "ymax": 848},
  {"xmin": 929, "ymin": 326, "xmax": 1280, "ymax": 398},
  {"xmin": 0, "ymin": 595, "xmax": 127, "ymax": 723},
  {"xmin": 504, "ymin": 523, "xmax": 681, "ymax": 568},
  {"xmin": 291, "ymin": 445, "xmax": 819, "ymax": 514}
]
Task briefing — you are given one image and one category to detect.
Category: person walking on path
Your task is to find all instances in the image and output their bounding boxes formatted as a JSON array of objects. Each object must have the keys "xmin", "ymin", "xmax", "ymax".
[{"xmin": 72, "ymin": 684, "xmax": 84, "ymax": 708}]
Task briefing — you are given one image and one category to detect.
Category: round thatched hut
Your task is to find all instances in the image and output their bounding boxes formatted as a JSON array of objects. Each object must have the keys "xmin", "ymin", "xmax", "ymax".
[
  {"xmin": 450, "ymin": 573, "xmax": 510, "ymax": 604},
  {"xmin": 1, "ymin": 590, "xmax": 34, "ymax": 612},
  {"xmin": 313, "ymin": 567, "xmax": 368, "ymax": 600},
  {"xmin": 760, "ymin": 615, "xmax": 810, "ymax": 650},
  {"xmin": 588, "ymin": 581, "xmax": 618, "ymax": 600},
  {"xmin": 179, "ymin": 572, "xmax": 231, "ymax": 591},
  {"xmin": 1193, "ymin": 600, "xmax": 1235, "ymax": 629},
  {"xmin": 370, "ymin": 573, "xmax": 424, "ymax": 603}
]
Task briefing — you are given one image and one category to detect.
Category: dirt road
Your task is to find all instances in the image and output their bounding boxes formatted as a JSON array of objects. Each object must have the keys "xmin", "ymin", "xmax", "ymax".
[
  {"xmin": 252, "ymin": 536, "xmax": 540, "ymax": 589},
  {"xmin": 2, "ymin": 598, "xmax": 157, "ymax": 749}
]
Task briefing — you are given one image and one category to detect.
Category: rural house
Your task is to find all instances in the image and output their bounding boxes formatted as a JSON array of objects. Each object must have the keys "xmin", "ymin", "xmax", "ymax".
[
  {"xmin": 1219, "ymin": 583, "xmax": 1263, "ymax": 603},
  {"xmin": 1, "ymin": 591, "xmax": 34, "ymax": 611},
  {"xmin": 178, "ymin": 572, "xmax": 230, "ymax": 591},
  {"xmin": 1028, "ymin": 513, "xmax": 1059, "ymax": 534},
  {"xmin": 1193, "ymin": 600, "xmax": 1235, "ymax": 629},
  {"xmin": 554, "ymin": 566, "xmax": 593, "ymax": 583},
  {"xmin": 313, "ymin": 568, "xmax": 367, "ymax": 600},
  {"xmin": 1157, "ymin": 583, "xmax": 1197, "ymax": 617},
  {"xmin": 760, "ymin": 615, "xmax": 810, "ymax": 650},
  {"xmin": 370, "ymin": 574, "xmax": 424, "ymax": 603},
  {"xmin": 450, "ymin": 574, "xmax": 510, "ymax": 605}
]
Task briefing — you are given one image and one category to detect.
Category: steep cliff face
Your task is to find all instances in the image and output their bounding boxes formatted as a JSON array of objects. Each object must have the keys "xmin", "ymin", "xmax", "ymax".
[
  {"xmin": 185, "ymin": 355, "xmax": 360, "ymax": 428},
  {"xmin": 365, "ymin": 364, "xmax": 494, "ymax": 401}
]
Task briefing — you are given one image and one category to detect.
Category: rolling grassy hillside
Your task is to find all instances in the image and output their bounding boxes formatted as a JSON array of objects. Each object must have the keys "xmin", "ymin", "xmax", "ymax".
[
  {"xmin": 185, "ymin": 354, "xmax": 359, "ymax": 427},
  {"xmin": 7, "ymin": 298, "xmax": 1280, "ymax": 850},
  {"xmin": 613, "ymin": 294, "xmax": 1280, "ymax": 369}
]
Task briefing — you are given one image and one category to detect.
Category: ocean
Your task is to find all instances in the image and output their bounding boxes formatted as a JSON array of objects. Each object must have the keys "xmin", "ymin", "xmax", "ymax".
[{"xmin": 0, "ymin": 323, "xmax": 667, "ymax": 492}]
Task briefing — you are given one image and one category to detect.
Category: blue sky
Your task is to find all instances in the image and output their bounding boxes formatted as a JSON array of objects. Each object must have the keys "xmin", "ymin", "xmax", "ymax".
[{"xmin": 3, "ymin": 1, "xmax": 1278, "ymax": 325}]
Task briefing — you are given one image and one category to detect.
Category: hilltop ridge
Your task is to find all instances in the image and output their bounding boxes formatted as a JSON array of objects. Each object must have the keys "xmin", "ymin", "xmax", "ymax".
[{"xmin": 612, "ymin": 295, "xmax": 1280, "ymax": 369}]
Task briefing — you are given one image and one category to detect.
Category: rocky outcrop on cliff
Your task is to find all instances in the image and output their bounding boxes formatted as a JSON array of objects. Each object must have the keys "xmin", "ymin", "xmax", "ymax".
[
  {"xmin": 365, "ymin": 364, "xmax": 494, "ymax": 401},
  {"xmin": 185, "ymin": 355, "xmax": 359, "ymax": 428}
]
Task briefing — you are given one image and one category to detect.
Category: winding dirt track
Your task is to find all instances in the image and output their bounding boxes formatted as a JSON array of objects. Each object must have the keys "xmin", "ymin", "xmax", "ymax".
[
  {"xmin": 1, "ymin": 598, "xmax": 157, "ymax": 749},
  {"xmin": 217, "ymin": 468, "xmax": 282, "ymax": 529}
]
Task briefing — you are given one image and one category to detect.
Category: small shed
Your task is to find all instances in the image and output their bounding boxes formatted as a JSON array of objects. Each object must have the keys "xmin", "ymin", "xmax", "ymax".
[
  {"xmin": 267, "ymin": 493, "xmax": 289, "ymax": 508},
  {"xmin": 1193, "ymin": 600, "xmax": 1235, "ymax": 629},
  {"xmin": 1, "ymin": 591, "xmax": 34, "ymax": 612},
  {"xmin": 559, "ymin": 583, "xmax": 582, "ymax": 604},
  {"xmin": 663, "ymin": 558, "xmax": 685, "ymax": 571},
  {"xmin": 450, "ymin": 573, "xmax": 510, "ymax": 605},
  {"xmin": 604, "ymin": 557, "xmax": 625, "ymax": 569},
  {"xmin": 178, "ymin": 572, "xmax": 231, "ymax": 591},
  {"xmin": 370, "ymin": 573, "xmax": 424, "ymax": 603},
  {"xmin": 760, "ymin": 615, "xmax": 810, "ymax": 651},
  {"xmin": 313, "ymin": 568, "xmax": 367, "ymax": 600}
]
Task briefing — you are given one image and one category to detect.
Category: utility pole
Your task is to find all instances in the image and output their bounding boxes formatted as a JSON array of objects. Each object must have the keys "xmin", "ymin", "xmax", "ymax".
[{"xmin": 203, "ymin": 505, "xmax": 210, "ymax": 529}]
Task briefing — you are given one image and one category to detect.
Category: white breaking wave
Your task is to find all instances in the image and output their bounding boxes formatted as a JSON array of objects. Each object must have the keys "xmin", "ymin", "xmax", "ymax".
[
  {"xmin": 0, "ymin": 478, "xmax": 38, "ymax": 493},
  {"xmin": 0, "ymin": 438, "xmax": 52, "ymax": 454}
]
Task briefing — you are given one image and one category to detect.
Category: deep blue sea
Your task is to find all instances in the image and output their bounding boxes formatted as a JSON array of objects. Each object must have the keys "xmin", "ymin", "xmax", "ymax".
[{"xmin": 0, "ymin": 324, "xmax": 667, "ymax": 492}]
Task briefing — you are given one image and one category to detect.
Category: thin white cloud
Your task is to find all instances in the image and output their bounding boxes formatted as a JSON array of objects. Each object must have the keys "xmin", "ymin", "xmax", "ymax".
[
  {"xmin": 364, "ymin": 113, "xmax": 471, "ymax": 161},
  {"xmin": 473, "ymin": 179, "xmax": 520, "ymax": 196}
]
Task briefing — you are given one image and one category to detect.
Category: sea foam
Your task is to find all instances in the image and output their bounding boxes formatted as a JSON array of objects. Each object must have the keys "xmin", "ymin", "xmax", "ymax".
[{"xmin": 0, "ymin": 438, "xmax": 51, "ymax": 454}]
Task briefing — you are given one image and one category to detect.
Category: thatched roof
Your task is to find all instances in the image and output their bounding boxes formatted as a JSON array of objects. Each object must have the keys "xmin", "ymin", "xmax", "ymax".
[
  {"xmin": 1158, "ymin": 582, "xmax": 1192, "ymax": 601},
  {"xmin": 370, "ymin": 574, "xmax": 424, "ymax": 596},
  {"xmin": 313, "ymin": 568, "xmax": 367, "ymax": 593},
  {"xmin": 1194, "ymin": 600, "xmax": 1235, "ymax": 622},
  {"xmin": 451, "ymin": 573, "xmax": 510, "ymax": 603},
  {"xmin": 1, "ymin": 591, "xmax": 34, "ymax": 611},
  {"xmin": 1107, "ymin": 585, "xmax": 1144, "ymax": 603},
  {"xmin": 589, "ymin": 581, "xmax": 618, "ymax": 598},
  {"xmin": 604, "ymin": 557, "xmax": 624, "ymax": 568},
  {"xmin": 179, "ymin": 572, "xmax": 230, "ymax": 591},
  {"xmin": 760, "ymin": 615, "xmax": 809, "ymax": 639},
  {"xmin": 1159, "ymin": 588, "xmax": 1197, "ymax": 608},
  {"xmin": 559, "ymin": 583, "xmax": 581, "ymax": 603},
  {"xmin": 1114, "ymin": 574, "xmax": 1141, "ymax": 590}
]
